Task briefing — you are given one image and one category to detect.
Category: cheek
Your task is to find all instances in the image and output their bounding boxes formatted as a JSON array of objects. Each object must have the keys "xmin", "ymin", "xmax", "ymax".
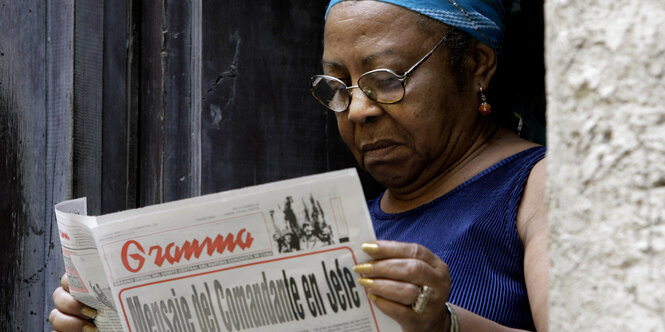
[
  {"xmin": 335, "ymin": 114, "xmax": 365, "ymax": 164},
  {"xmin": 335, "ymin": 114, "xmax": 354, "ymax": 147}
]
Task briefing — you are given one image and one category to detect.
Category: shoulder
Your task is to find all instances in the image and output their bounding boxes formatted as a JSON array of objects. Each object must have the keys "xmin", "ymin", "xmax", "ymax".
[
  {"xmin": 485, "ymin": 127, "xmax": 545, "ymax": 228},
  {"xmin": 516, "ymin": 157, "xmax": 546, "ymax": 242}
]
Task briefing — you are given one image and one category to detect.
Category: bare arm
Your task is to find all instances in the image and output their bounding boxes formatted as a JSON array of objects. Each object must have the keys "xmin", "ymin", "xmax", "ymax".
[{"xmin": 516, "ymin": 159, "xmax": 549, "ymax": 332}]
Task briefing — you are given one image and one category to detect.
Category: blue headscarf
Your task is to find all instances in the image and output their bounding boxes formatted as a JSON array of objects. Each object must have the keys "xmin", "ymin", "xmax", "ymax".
[{"xmin": 325, "ymin": 0, "xmax": 505, "ymax": 52}]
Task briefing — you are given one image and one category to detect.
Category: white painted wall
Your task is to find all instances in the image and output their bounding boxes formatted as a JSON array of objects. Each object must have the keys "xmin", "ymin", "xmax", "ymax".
[{"xmin": 546, "ymin": 1, "xmax": 665, "ymax": 330}]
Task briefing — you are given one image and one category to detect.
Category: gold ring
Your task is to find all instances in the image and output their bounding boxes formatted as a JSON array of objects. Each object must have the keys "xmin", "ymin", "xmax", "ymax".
[{"xmin": 411, "ymin": 285, "xmax": 433, "ymax": 314}]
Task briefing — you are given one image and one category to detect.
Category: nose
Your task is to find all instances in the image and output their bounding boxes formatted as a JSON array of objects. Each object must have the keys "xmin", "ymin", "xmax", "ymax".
[{"xmin": 346, "ymin": 86, "xmax": 384, "ymax": 124}]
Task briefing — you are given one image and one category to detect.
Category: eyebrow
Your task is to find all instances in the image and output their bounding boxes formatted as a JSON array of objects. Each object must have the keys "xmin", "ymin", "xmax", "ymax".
[
  {"xmin": 360, "ymin": 49, "xmax": 395, "ymax": 66},
  {"xmin": 321, "ymin": 49, "xmax": 397, "ymax": 69},
  {"xmin": 321, "ymin": 59, "xmax": 342, "ymax": 69}
]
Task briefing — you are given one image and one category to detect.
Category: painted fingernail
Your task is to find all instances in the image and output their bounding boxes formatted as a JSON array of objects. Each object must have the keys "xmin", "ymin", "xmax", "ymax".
[
  {"xmin": 361, "ymin": 243, "xmax": 379, "ymax": 254},
  {"xmin": 368, "ymin": 292, "xmax": 377, "ymax": 301},
  {"xmin": 358, "ymin": 278, "xmax": 374, "ymax": 287},
  {"xmin": 83, "ymin": 325, "xmax": 99, "ymax": 332},
  {"xmin": 353, "ymin": 263, "xmax": 373, "ymax": 273},
  {"xmin": 81, "ymin": 306, "xmax": 97, "ymax": 319}
]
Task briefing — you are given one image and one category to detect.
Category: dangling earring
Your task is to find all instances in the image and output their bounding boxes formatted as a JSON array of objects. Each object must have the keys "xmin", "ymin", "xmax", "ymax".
[{"xmin": 478, "ymin": 85, "xmax": 491, "ymax": 115}]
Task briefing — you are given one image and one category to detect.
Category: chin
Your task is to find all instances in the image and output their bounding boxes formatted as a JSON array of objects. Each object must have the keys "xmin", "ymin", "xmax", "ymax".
[{"xmin": 364, "ymin": 164, "xmax": 416, "ymax": 190}]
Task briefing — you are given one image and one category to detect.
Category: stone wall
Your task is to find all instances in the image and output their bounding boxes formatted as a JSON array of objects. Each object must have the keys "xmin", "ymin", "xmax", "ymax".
[{"xmin": 546, "ymin": 1, "xmax": 665, "ymax": 330}]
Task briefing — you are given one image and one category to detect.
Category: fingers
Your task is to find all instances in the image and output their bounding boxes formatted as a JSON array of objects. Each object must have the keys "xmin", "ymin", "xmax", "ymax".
[
  {"xmin": 356, "ymin": 241, "xmax": 450, "ymax": 287},
  {"xmin": 358, "ymin": 277, "xmax": 420, "ymax": 306},
  {"xmin": 52, "ymin": 273, "xmax": 98, "ymax": 332},
  {"xmin": 371, "ymin": 295, "xmax": 418, "ymax": 319},
  {"xmin": 52, "ymin": 287, "xmax": 97, "ymax": 320},
  {"xmin": 367, "ymin": 289, "xmax": 447, "ymax": 331},
  {"xmin": 61, "ymin": 273, "xmax": 69, "ymax": 292},
  {"xmin": 361, "ymin": 240, "xmax": 445, "ymax": 269},
  {"xmin": 355, "ymin": 258, "xmax": 444, "ymax": 286},
  {"xmin": 355, "ymin": 241, "xmax": 451, "ymax": 332},
  {"xmin": 49, "ymin": 309, "xmax": 97, "ymax": 332},
  {"xmin": 359, "ymin": 275, "xmax": 447, "ymax": 312}
]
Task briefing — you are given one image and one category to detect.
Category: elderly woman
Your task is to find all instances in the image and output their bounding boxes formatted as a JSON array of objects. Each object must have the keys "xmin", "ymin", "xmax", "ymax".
[
  {"xmin": 50, "ymin": 0, "xmax": 548, "ymax": 331},
  {"xmin": 314, "ymin": 0, "xmax": 548, "ymax": 331}
]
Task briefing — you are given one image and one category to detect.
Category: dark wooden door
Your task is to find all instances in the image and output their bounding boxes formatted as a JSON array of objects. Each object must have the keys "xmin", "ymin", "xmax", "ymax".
[{"xmin": 1, "ymin": 0, "xmax": 543, "ymax": 329}]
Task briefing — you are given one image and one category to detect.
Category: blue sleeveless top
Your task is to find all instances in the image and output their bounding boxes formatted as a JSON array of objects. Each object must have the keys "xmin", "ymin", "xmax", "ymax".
[{"xmin": 368, "ymin": 146, "xmax": 545, "ymax": 330}]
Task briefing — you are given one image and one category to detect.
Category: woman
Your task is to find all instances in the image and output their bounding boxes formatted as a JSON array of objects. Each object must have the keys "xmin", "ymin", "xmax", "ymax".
[
  {"xmin": 312, "ymin": 1, "xmax": 547, "ymax": 331},
  {"xmin": 50, "ymin": 1, "xmax": 548, "ymax": 331}
]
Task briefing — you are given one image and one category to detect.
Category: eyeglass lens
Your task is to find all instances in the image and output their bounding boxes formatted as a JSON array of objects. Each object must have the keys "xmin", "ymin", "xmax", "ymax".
[
  {"xmin": 312, "ymin": 76, "xmax": 350, "ymax": 112},
  {"xmin": 312, "ymin": 70, "xmax": 405, "ymax": 112}
]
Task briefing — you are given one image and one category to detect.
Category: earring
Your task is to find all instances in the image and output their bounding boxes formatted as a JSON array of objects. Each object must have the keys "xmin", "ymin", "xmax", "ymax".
[{"xmin": 478, "ymin": 85, "xmax": 491, "ymax": 115}]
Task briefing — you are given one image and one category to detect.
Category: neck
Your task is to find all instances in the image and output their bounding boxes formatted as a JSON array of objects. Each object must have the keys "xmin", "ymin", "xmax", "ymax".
[{"xmin": 380, "ymin": 122, "xmax": 513, "ymax": 213}]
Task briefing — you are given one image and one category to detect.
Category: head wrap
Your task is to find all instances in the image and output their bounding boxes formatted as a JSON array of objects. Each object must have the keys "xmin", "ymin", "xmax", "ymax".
[{"xmin": 325, "ymin": 0, "xmax": 505, "ymax": 52}]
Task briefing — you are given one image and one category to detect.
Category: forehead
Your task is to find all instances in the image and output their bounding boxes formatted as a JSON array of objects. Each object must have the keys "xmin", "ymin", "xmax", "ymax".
[{"xmin": 323, "ymin": 2, "xmax": 435, "ymax": 62}]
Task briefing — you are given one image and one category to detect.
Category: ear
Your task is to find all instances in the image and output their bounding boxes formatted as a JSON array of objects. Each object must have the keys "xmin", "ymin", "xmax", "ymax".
[{"xmin": 467, "ymin": 39, "xmax": 498, "ymax": 90}]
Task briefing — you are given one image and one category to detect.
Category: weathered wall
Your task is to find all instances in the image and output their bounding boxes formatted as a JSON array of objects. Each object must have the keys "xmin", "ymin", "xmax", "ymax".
[{"xmin": 546, "ymin": 1, "xmax": 665, "ymax": 330}]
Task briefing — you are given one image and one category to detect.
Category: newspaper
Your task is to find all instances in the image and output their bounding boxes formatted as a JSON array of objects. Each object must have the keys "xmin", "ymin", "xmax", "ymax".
[{"xmin": 55, "ymin": 169, "xmax": 400, "ymax": 332}]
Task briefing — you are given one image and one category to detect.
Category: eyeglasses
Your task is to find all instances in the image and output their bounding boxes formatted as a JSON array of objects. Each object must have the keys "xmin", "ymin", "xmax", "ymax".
[{"xmin": 311, "ymin": 31, "xmax": 451, "ymax": 112}]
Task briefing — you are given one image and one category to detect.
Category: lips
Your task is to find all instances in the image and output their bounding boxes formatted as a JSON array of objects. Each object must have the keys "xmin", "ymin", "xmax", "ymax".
[
  {"xmin": 359, "ymin": 140, "xmax": 401, "ymax": 164},
  {"xmin": 360, "ymin": 140, "xmax": 399, "ymax": 152}
]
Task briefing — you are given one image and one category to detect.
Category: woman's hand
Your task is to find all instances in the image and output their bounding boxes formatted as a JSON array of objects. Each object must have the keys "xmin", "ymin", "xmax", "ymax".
[
  {"xmin": 354, "ymin": 240, "xmax": 452, "ymax": 332},
  {"xmin": 50, "ymin": 273, "xmax": 98, "ymax": 332}
]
